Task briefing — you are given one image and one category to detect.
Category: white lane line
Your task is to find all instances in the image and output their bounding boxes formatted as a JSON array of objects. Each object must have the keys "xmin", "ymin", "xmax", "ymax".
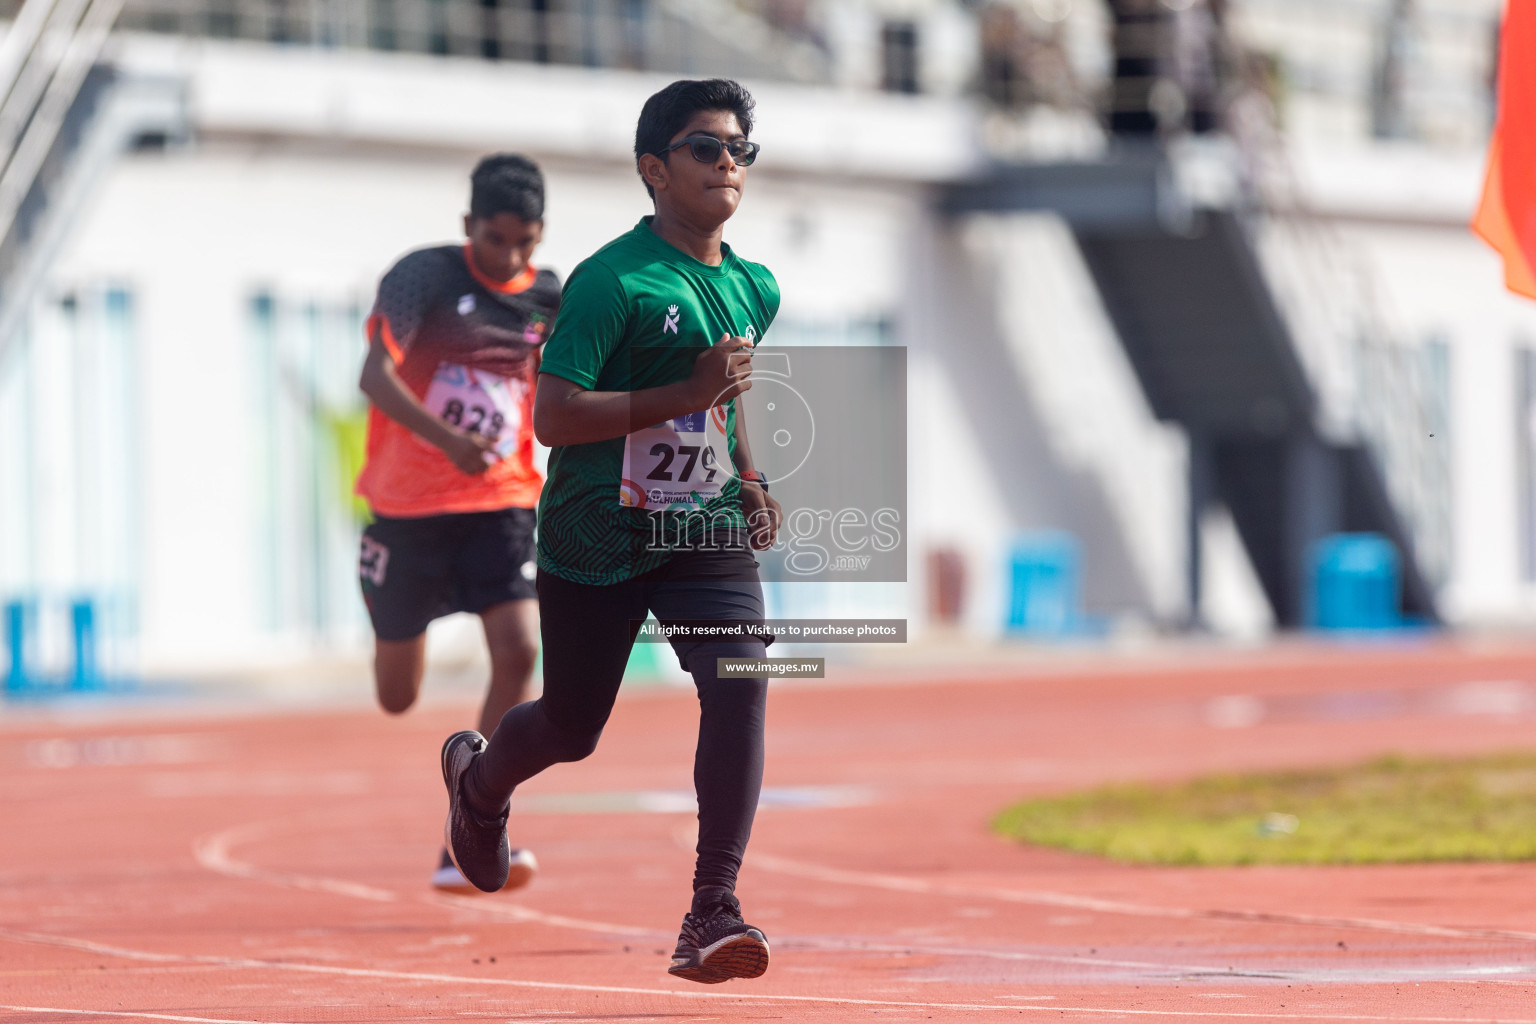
[
  {"xmin": 427, "ymin": 890, "xmax": 1240, "ymax": 975},
  {"xmin": 0, "ymin": 931, "xmax": 190, "ymax": 964},
  {"xmin": 0, "ymin": 1005, "xmax": 304, "ymax": 1024},
  {"xmin": 7, "ymin": 928, "xmax": 1536, "ymax": 1023},
  {"xmin": 426, "ymin": 891, "xmax": 664, "ymax": 938},
  {"xmin": 203, "ymin": 818, "xmax": 1536, "ymax": 985},
  {"xmin": 206, "ymin": 819, "xmax": 1237, "ymax": 979},
  {"xmin": 191, "ymin": 820, "xmax": 396, "ymax": 904},
  {"xmin": 431, "ymin": 889, "xmax": 1536, "ymax": 983},
  {"xmin": 752, "ymin": 852, "xmax": 1536, "ymax": 945},
  {"xmin": 0, "ymin": 966, "xmax": 227, "ymax": 980}
]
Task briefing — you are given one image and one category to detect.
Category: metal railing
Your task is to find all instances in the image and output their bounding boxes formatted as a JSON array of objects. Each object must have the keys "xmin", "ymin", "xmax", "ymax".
[
  {"xmin": 24, "ymin": 0, "xmax": 836, "ymax": 84},
  {"xmin": 1229, "ymin": 0, "xmax": 1499, "ymax": 148},
  {"xmin": 1222, "ymin": 22, "xmax": 1454, "ymax": 590},
  {"xmin": 0, "ymin": 0, "xmax": 124, "ymax": 245},
  {"xmin": 0, "ymin": 0, "xmax": 132, "ymax": 364}
]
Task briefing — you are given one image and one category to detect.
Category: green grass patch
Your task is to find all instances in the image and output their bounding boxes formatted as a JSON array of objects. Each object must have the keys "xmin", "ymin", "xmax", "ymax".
[{"xmin": 993, "ymin": 752, "xmax": 1536, "ymax": 866}]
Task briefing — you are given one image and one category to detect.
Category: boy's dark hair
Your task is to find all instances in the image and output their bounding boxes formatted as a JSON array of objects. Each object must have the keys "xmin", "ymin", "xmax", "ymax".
[
  {"xmin": 633, "ymin": 79, "xmax": 756, "ymax": 199},
  {"xmin": 469, "ymin": 153, "xmax": 545, "ymax": 221}
]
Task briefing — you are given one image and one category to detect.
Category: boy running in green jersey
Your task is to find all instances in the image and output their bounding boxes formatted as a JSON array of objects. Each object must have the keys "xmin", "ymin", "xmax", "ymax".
[{"xmin": 437, "ymin": 78, "xmax": 782, "ymax": 984}]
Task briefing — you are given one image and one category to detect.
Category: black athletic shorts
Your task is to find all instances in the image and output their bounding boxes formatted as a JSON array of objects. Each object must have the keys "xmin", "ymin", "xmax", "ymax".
[{"xmin": 358, "ymin": 507, "xmax": 537, "ymax": 642}]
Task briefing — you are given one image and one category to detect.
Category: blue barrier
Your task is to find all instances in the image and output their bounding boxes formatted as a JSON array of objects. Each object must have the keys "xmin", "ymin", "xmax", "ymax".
[
  {"xmin": 1309, "ymin": 533, "xmax": 1401, "ymax": 631},
  {"xmin": 2, "ymin": 594, "xmax": 123, "ymax": 697},
  {"xmin": 71, "ymin": 598, "xmax": 102, "ymax": 690},
  {"xmin": 4, "ymin": 599, "xmax": 30, "ymax": 692},
  {"xmin": 1006, "ymin": 532, "xmax": 1082, "ymax": 637}
]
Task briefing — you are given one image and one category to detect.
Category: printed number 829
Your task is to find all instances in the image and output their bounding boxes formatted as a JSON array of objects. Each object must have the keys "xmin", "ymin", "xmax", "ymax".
[{"xmin": 441, "ymin": 399, "xmax": 505, "ymax": 440}]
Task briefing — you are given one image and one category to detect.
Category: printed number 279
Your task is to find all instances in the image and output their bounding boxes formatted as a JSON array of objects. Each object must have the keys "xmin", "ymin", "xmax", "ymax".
[{"xmin": 646, "ymin": 443, "xmax": 717, "ymax": 482}]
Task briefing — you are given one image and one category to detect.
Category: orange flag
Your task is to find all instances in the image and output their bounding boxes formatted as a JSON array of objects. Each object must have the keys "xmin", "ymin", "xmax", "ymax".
[{"xmin": 1475, "ymin": 0, "xmax": 1536, "ymax": 298}]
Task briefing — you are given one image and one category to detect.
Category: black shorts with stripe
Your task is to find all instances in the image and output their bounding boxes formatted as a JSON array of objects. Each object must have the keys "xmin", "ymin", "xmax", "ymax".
[{"xmin": 359, "ymin": 507, "xmax": 537, "ymax": 642}]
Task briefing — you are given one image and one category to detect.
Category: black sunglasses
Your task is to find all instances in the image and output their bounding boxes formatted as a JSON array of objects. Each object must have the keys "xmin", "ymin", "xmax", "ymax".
[{"xmin": 661, "ymin": 135, "xmax": 761, "ymax": 166}]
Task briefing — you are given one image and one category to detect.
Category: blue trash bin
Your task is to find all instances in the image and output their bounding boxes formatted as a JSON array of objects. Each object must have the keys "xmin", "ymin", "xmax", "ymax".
[
  {"xmin": 1006, "ymin": 532, "xmax": 1082, "ymax": 636},
  {"xmin": 1310, "ymin": 533, "xmax": 1401, "ymax": 631}
]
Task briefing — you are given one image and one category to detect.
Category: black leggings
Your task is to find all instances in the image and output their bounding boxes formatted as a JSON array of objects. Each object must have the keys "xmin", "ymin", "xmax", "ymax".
[{"xmin": 465, "ymin": 558, "xmax": 770, "ymax": 895}]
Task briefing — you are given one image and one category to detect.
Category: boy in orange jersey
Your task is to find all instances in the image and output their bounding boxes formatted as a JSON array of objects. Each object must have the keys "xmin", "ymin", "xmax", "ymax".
[{"xmin": 355, "ymin": 154, "xmax": 559, "ymax": 893}]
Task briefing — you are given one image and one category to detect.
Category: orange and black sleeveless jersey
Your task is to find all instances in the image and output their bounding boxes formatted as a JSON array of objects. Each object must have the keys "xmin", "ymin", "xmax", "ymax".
[{"xmin": 355, "ymin": 244, "xmax": 562, "ymax": 518}]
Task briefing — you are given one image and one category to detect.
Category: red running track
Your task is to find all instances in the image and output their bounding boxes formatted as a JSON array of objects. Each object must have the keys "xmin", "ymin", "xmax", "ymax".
[{"xmin": 7, "ymin": 642, "xmax": 1536, "ymax": 1022}]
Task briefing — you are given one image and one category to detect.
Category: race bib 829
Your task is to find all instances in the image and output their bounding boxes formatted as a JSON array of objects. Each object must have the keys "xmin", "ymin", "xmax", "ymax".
[{"xmin": 422, "ymin": 362, "xmax": 523, "ymax": 460}]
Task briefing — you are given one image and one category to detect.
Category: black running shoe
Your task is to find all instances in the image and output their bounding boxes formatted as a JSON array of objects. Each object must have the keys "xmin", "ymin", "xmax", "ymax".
[
  {"xmin": 667, "ymin": 888, "xmax": 770, "ymax": 984},
  {"xmin": 431, "ymin": 845, "xmax": 538, "ymax": 893},
  {"xmin": 440, "ymin": 730, "xmax": 509, "ymax": 893}
]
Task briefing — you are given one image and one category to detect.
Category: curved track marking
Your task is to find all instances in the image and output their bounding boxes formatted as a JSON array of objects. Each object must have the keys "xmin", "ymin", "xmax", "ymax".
[
  {"xmin": 752, "ymin": 852, "xmax": 1536, "ymax": 945},
  {"xmin": 427, "ymin": 891, "xmax": 1239, "ymax": 976},
  {"xmin": 192, "ymin": 819, "xmax": 396, "ymax": 903},
  {"xmin": 208, "ymin": 816, "xmax": 1221, "ymax": 975},
  {"xmin": 6, "ymin": 929, "xmax": 1536, "ymax": 1023},
  {"xmin": 208, "ymin": 819, "xmax": 1252, "ymax": 976},
  {"xmin": 198, "ymin": 817, "xmax": 1536, "ymax": 985}
]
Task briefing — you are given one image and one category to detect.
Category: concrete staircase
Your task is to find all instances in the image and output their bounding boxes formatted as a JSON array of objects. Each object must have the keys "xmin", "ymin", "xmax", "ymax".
[{"xmin": 946, "ymin": 151, "xmax": 1442, "ymax": 628}]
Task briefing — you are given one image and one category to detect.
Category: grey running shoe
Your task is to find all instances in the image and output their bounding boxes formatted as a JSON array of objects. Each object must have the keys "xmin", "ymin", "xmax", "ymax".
[
  {"xmin": 667, "ymin": 888, "xmax": 770, "ymax": 984},
  {"xmin": 440, "ymin": 730, "xmax": 509, "ymax": 893}
]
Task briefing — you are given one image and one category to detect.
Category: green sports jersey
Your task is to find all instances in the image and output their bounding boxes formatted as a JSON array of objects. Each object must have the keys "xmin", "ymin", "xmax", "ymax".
[{"xmin": 536, "ymin": 218, "xmax": 781, "ymax": 585}]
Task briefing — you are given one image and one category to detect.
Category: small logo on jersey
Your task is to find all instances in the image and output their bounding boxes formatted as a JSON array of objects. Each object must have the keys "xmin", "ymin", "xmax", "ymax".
[
  {"xmin": 663, "ymin": 304, "xmax": 680, "ymax": 334},
  {"xmin": 457, "ymin": 294, "xmax": 476, "ymax": 316},
  {"xmin": 744, "ymin": 324, "xmax": 757, "ymax": 343},
  {"xmin": 523, "ymin": 313, "xmax": 549, "ymax": 345}
]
